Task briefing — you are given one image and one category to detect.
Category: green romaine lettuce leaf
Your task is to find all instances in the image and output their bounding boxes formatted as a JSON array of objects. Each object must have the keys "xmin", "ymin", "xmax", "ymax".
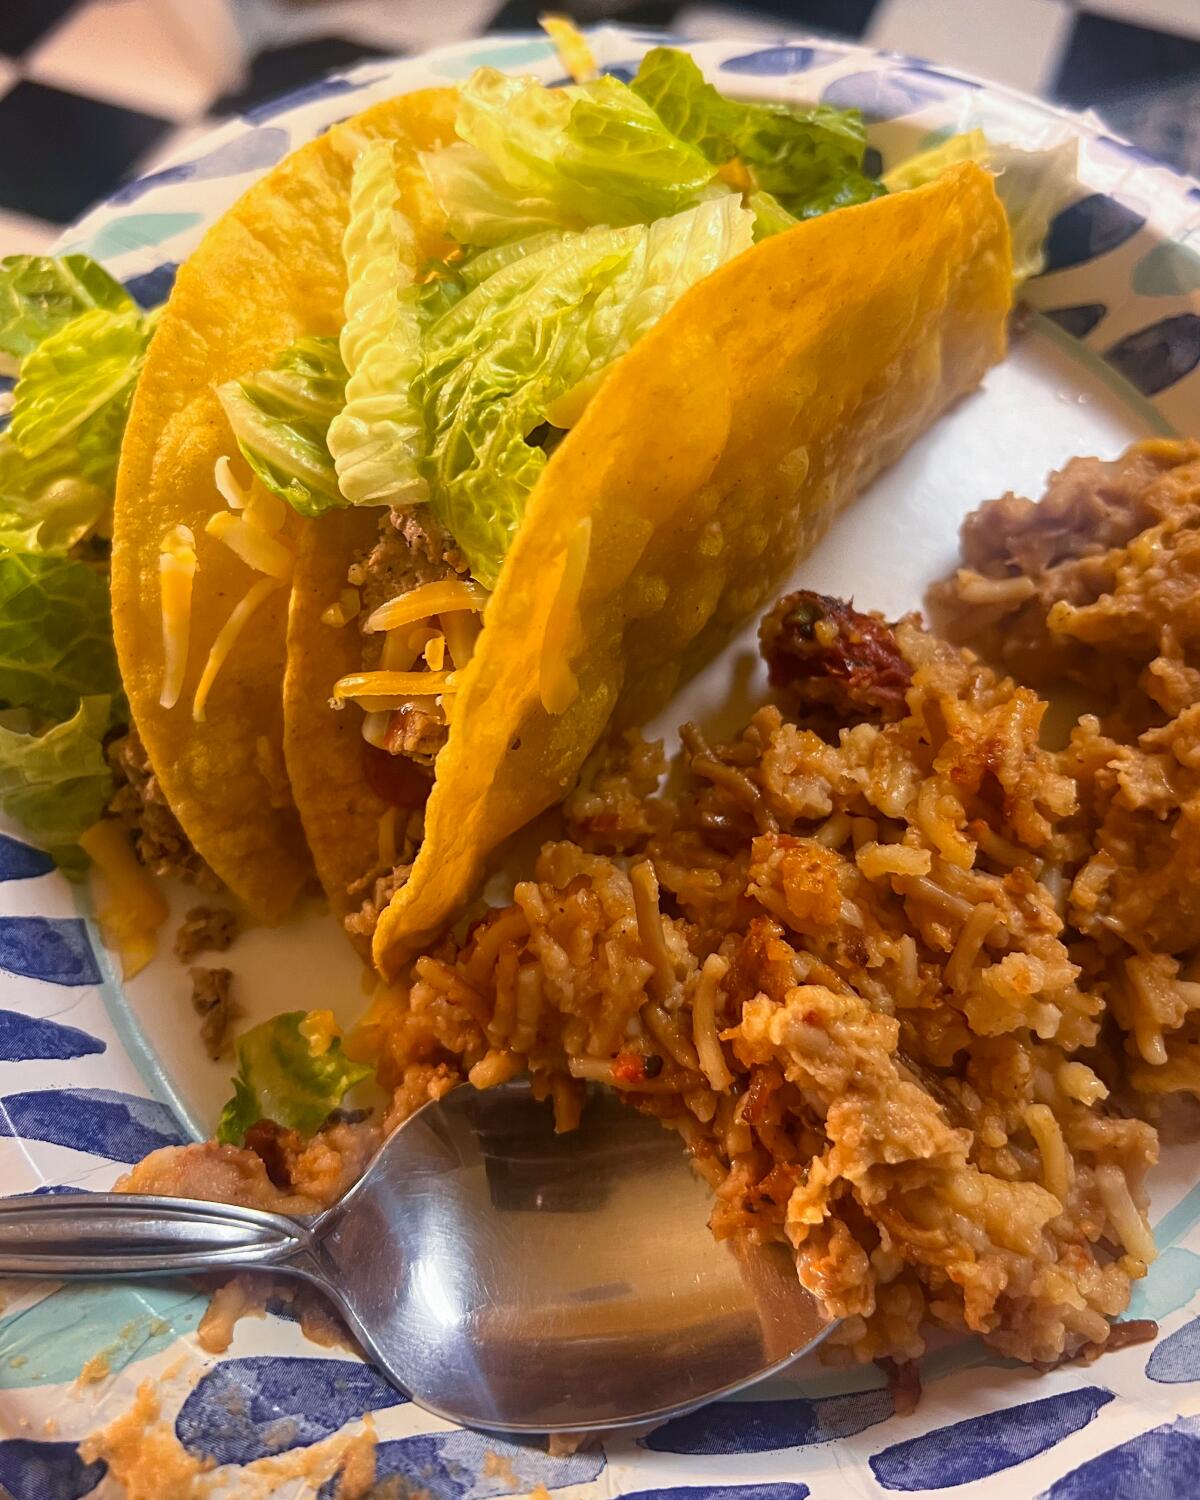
[
  {"xmin": 420, "ymin": 141, "xmax": 572, "ymax": 248},
  {"xmin": 0, "ymin": 694, "xmax": 115, "ymax": 870},
  {"xmin": 883, "ymin": 131, "xmax": 1079, "ymax": 284},
  {"xmin": 9, "ymin": 305, "xmax": 156, "ymax": 464},
  {"xmin": 0, "ymin": 254, "xmax": 132, "ymax": 375},
  {"xmin": 326, "ymin": 140, "xmax": 428, "ymax": 507},
  {"xmin": 441, "ymin": 66, "xmax": 721, "ymax": 236},
  {"xmin": 0, "ymin": 548, "xmax": 121, "ymax": 721},
  {"xmin": 0, "ymin": 434, "xmax": 108, "ymax": 553},
  {"xmin": 419, "ymin": 196, "xmax": 754, "ymax": 587},
  {"xmin": 630, "ymin": 47, "xmax": 883, "ymax": 219},
  {"xmin": 217, "ymin": 336, "xmax": 347, "ymax": 518},
  {"xmin": 216, "ymin": 1010, "xmax": 374, "ymax": 1145}
]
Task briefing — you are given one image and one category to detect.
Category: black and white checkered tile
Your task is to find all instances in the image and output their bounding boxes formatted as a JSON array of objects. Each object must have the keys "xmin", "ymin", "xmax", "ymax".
[{"xmin": 2, "ymin": 0, "xmax": 1200, "ymax": 255}]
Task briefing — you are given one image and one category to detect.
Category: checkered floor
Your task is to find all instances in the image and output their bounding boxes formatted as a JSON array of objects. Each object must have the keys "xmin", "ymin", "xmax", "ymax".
[{"xmin": 2, "ymin": 0, "xmax": 1200, "ymax": 255}]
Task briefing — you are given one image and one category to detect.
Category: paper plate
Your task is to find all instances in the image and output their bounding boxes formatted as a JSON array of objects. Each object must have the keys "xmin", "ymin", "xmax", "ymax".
[{"xmin": 2, "ymin": 24, "xmax": 1200, "ymax": 1499}]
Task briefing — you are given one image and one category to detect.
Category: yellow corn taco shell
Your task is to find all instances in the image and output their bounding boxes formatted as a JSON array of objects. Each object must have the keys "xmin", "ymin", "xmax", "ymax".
[
  {"xmin": 111, "ymin": 89, "xmax": 457, "ymax": 921},
  {"xmin": 283, "ymin": 160, "xmax": 1011, "ymax": 970}
]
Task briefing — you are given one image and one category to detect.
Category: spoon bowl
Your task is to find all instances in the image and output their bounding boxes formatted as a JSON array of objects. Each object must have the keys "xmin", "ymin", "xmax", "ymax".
[{"xmin": 0, "ymin": 1079, "xmax": 833, "ymax": 1432}]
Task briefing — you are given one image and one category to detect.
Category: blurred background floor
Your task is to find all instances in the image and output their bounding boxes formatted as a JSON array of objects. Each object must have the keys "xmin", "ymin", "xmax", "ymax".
[{"xmin": 2, "ymin": 0, "xmax": 1200, "ymax": 253}]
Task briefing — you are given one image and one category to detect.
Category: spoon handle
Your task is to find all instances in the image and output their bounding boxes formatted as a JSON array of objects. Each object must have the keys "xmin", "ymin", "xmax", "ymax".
[{"xmin": 0, "ymin": 1193, "xmax": 313, "ymax": 1278}]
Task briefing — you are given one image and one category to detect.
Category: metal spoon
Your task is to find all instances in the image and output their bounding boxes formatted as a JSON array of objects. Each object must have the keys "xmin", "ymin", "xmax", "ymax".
[{"xmin": 0, "ymin": 1079, "xmax": 832, "ymax": 1432}]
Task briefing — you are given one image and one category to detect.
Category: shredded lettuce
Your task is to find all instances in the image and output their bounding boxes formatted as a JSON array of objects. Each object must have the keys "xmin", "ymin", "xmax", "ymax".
[
  {"xmin": 419, "ymin": 196, "xmax": 754, "ymax": 586},
  {"xmin": 421, "ymin": 141, "xmax": 572, "ymax": 249},
  {"xmin": 217, "ymin": 336, "xmax": 347, "ymax": 518},
  {"xmin": 9, "ymin": 305, "xmax": 155, "ymax": 467},
  {"xmin": 883, "ymin": 131, "xmax": 1079, "ymax": 284},
  {"xmin": 0, "ymin": 549, "xmax": 121, "ymax": 722},
  {"xmin": 631, "ymin": 47, "xmax": 883, "ymax": 219},
  {"xmin": 216, "ymin": 1010, "xmax": 374, "ymax": 1145},
  {"xmin": 0, "ymin": 695, "xmax": 115, "ymax": 870},
  {"xmin": 326, "ymin": 140, "xmax": 428, "ymax": 507},
  {"xmin": 0, "ymin": 254, "xmax": 132, "ymax": 376},
  {"xmin": 0, "ymin": 436, "xmax": 108, "ymax": 553},
  {"xmin": 433, "ymin": 66, "xmax": 722, "ymax": 241}
]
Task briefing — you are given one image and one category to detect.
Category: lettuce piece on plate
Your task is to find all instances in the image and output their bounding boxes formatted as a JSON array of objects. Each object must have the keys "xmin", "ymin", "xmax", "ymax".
[
  {"xmin": 326, "ymin": 140, "xmax": 428, "ymax": 508},
  {"xmin": 631, "ymin": 46, "xmax": 884, "ymax": 219},
  {"xmin": 0, "ymin": 695, "xmax": 115, "ymax": 872},
  {"xmin": 0, "ymin": 549, "xmax": 121, "ymax": 723},
  {"xmin": 217, "ymin": 1010, "xmax": 374, "ymax": 1145},
  {"xmin": 419, "ymin": 195, "xmax": 754, "ymax": 587},
  {"xmin": 9, "ymin": 305, "xmax": 156, "ymax": 474},
  {"xmin": 0, "ymin": 253, "xmax": 133, "ymax": 375},
  {"xmin": 884, "ymin": 130, "xmax": 1079, "ymax": 283},
  {"xmin": 0, "ymin": 436, "xmax": 108, "ymax": 554},
  {"xmin": 218, "ymin": 335, "xmax": 348, "ymax": 518}
]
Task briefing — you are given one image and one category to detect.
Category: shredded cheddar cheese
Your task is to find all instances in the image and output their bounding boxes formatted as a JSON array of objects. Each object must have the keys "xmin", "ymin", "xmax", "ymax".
[
  {"xmin": 192, "ymin": 576, "xmax": 283, "ymax": 722},
  {"xmin": 214, "ymin": 454, "xmax": 250, "ymax": 510},
  {"xmin": 365, "ymin": 578, "xmax": 487, "ymax": 634},
  {"xmin": 332, "ymin": 669, "xmax": 454, "ymax": 706},
  {"xmin": 541, "ymin": 14, "xmax": 597, "ymax": 81},
  {"xmin": 423, "ymin": 633, "xmax": 446, "ymax": 671},
  {"xmin": 158, "ymin": 524, "xmax": 197, "ymax": 711},
  {"xmin": 321, "ymin": 588, "xmax": 361, "ymax": 628},
  {"xmin": 539, "ymin": 517, "xmax": 592, "ymax": 715},
  {"xmin": 299, "ymin": 1008, "xmax": 338, "ymax": 1056},
  {"xmin": 243, "ymin": 486, "xmax": 287, "ymax": 535},
  {"xmin": 441, "ymin": 609, "xmax": 481, "ymax": 672},
  {"xmin": 205, "ymin": 510, "xmax": 295, "ymax": 580},
  {"xmin": 79, "ymin": 821, "xmax": 169, "ymax": 980}
]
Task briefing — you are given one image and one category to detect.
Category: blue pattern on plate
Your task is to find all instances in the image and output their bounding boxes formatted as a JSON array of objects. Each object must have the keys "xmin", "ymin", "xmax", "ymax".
[
  {"xmin": 869, "ymin": 1388, "xmax": 1114, "ymax": 1490},
  {"xmin": 0, "ymin": 1008, "xmax": 104, "ymax": 1061},
  {"xmin": 1043, "ymin": 195, "xmax": 1145, "ymax": 272},
  {"xmin": 642, "ymin": 1388, "xmax": 894, "ymax": 1454},
  {"xmin": 431, "ymin": 40, "xmax": 555, "ymax": 80},
  {"xmin": 0, "ymin": 1440, "xmax": 106, "ymax": 1500},
  {"xmin": 110, "ymin": 128, "xmax": 291, "ymax": 206},
  {"xmin": 1132, "ymin": 242, "xmax": 1200, "ymax": 298},
  {"xmin": 176, "ymin": 1356, "xmax": 407, "ymax": 1465},
  {"xmin": 719, "ymin": 46, "xmax": 840, "ymax": 75},
  {"xmin": 1129, "ymin": 1245, "xmax": 1200, "ymax": 1321},
  {"xmin": 821, "ymin": 70, "xmax": 946, "ymax": 119},
  {"xmin": 1147, "ymin": 1317, "xmax": 1200, "ymax": 1383},
  {"xmin": 0, "ymin": 1088, "xmax": 187, "ymax": 1162},
  {"xmin": 243, "ymin": 72, "xmax": 386, "ymax": 124},
  {"xmin": 1105, "ymin": 314, "xmax": 1200, "ymax": 395},
  {"xmin": 1044, "ymin": 303, "xmax": 1108, "ymax": 338},
  {"xmin": 0, "ymin": 918, "xmax": 100, "ymax": 986},
  {"xmin": 123, "ymin": 262, "xmax": 179, "ymax": 308},
  {"xmin": 317, "ymin": 1430, "xmax": 605, "ymax": 1500},
  {"xmin": 65, "ymin": 212, "xmax": 204, "ymax": 261},
  {"xmin": 0, "ymin": 834, "xmax": 53, "ymax": 882},
  {"xmin": 624, "ymin": 1487, "xmax": 810, "ymax": 1500},
  {"xmin": 1040, "ymin": 1415, "xmax": 1200, "ymax": 1497}
]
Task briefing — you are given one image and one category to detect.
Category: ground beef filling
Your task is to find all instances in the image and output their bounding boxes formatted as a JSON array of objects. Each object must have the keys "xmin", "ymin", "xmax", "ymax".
[
  {"xmin": 344, "ymin": 506, "xmax": 471, "ymax": 937},
  {"xmin": 107, "ymin": 728, "xmax": 220, "ymax": 889},
  {"xmin": 189, "ymin": 966, "xmax": 239, "ymax": 1061},
  {"xmin": 174, "ymin": 905, "xmax": 238, "ymax": 963}
]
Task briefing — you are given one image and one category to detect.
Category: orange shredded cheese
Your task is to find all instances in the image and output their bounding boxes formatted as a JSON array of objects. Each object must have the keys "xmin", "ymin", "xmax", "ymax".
[
  {"xmin": 423, "ymin": 633, "xmax": 446, "ymax": 671},
  {"xmin": 158, "ymin": 524, "xmax": 196, "ymax": 710},
  {"xmin": 365, "ymin": 578, "xmax": 487, "ymax": 634},
  {"xmin": 321, "ymin": 588, "xmax": 361, "ymax": 628},
  {"xmin": 541, "ymin": 14, "xmax": 597, "ymax": 81},
  {"xmin": 192, "ymin": 576, "xmax": 283, "ymax": 722},
  {"xmin": 79, "ymin": 821, "xmax": 169, "ymax": 979},
  {"xmin": 331, "ymin": 669, "xmax": 454, "ymax": 706},
  {"xmin": 441, "ymin": 608, "xmax": 481, "ymax": 671},
  {"xmin": 205, "ymin": 510, "xmax": 294, "ymax": 579}
]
